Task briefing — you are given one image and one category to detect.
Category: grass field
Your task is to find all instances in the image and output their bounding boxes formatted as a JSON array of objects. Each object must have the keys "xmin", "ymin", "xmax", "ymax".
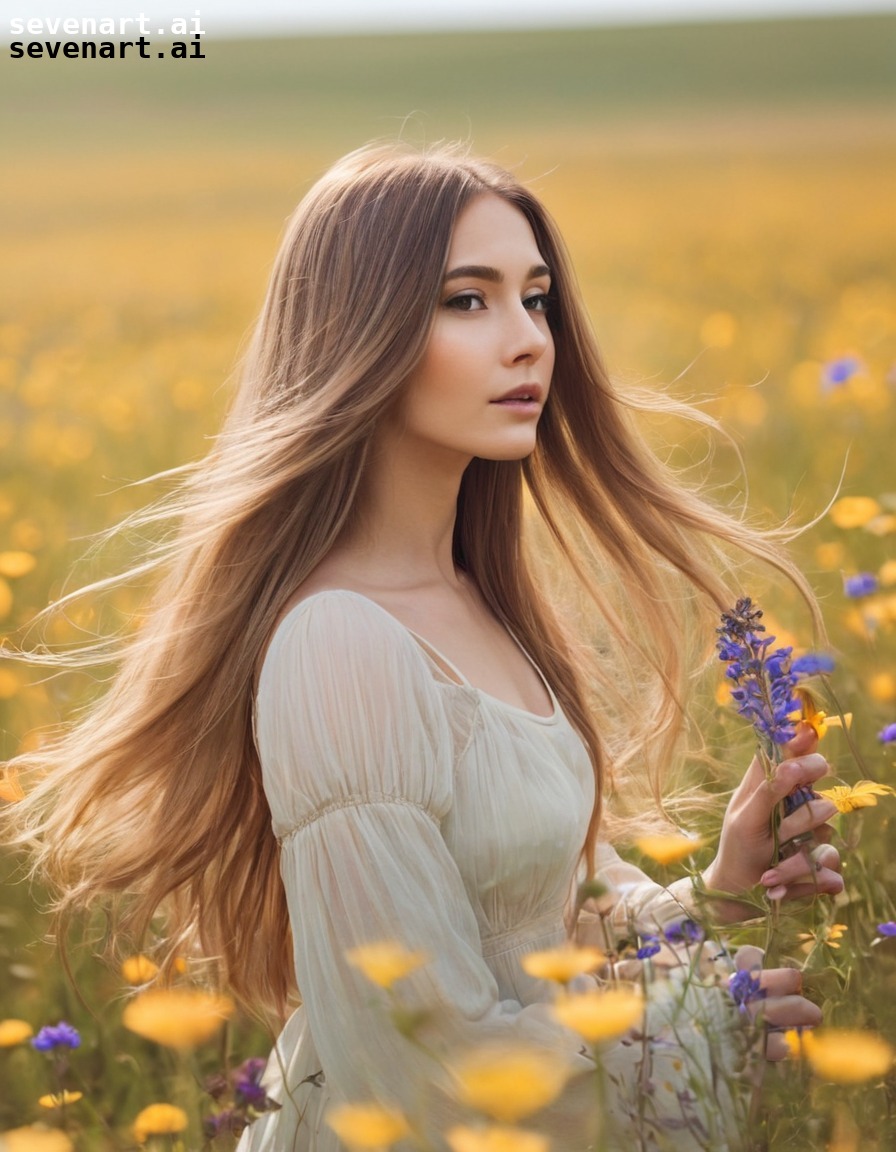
[{"xmin": 1, "ymin": 12, "xmax": 895, "ymax": 1150}]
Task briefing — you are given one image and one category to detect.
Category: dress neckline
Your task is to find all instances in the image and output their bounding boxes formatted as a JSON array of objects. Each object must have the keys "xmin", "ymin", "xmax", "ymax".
[{"xmin": 282, "ymin": 588, "xmax": 560, "ymax": 725}]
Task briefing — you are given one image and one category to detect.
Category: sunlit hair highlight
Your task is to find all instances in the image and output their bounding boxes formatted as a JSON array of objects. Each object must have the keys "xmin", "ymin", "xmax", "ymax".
[{"xmin": 2, "ymin": 141, "xmax": 820, "ymax": 1017}]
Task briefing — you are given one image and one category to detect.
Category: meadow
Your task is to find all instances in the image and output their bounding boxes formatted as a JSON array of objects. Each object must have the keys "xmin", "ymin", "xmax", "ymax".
[{"xmin": 0, "ymin": 12, "xmax": 895, "ymax": 1150}]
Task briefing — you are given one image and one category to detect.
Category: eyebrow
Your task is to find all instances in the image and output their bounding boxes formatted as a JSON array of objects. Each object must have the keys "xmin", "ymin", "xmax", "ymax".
[{"xmin": 443, "ymin": 263, "xmax": 551, "ymax": 283}]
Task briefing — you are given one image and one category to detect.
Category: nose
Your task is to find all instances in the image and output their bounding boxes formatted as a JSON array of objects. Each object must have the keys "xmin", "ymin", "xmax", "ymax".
[{"xmin": 504, "ymin": 301, "xmax": 552, "ymax": 366}]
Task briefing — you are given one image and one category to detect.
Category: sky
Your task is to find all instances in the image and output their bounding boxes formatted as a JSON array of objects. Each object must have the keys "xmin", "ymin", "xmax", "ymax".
[{"xmin": 10, "ymin": 0, "xmax": 896, "ymax": 36}]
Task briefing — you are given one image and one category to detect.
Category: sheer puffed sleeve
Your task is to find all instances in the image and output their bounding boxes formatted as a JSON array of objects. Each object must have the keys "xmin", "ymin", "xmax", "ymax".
[
  {"xmin": 581, "ymin": 841, "xmax": 702, "ymax": 944},
  {"xmin": 255, "ymin": 593, "xmax": 593, "ymax": 1131}
]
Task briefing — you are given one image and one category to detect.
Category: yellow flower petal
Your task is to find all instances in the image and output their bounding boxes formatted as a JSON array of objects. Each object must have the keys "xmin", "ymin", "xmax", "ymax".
[
  {"xmin": 326, "ymin": 1103, "xmax": 410, "ymax": 1149},
  {"xmin": 0, "ymin": 551, "xmax": 36, "ymax": 579},
  {"xmin": 880, "ymin": 559, "xmax": 896, "ymax": 585},
  {"xmin": 0, "ymin": 1127, "xmax": 74, "ymax": 1151},
  {"xmin": 551, "ymin": 986, "xmax": 644, "ymax": 1044},
  {"xmin": 121, "ymin": 955, "xmax": 159, "ymax": 985},
  {"xmin": 122, "ymin": 989, "xmax": 234, "ymax": 1049},
  {"xmin": 0, "ymin": 1019, "xmax": 33, "ymax": 1047},
  {"xmin": 867, "ymin": 672, "xmax": 896, "ymax": 703},
  {"xmin": 816, "ymin": 780, "xmax": 896, "ymax": 813},
  {"xmin": 452, "ymin": 1045, "xmax": 570, "ymax": 1123},
  {"xmin": 133, "ymin": 1103, "xmax": 189, "ymax": 1144},
  {"xmin": 38, "ymin": 1091, "xmax": 83, "ymax": 1109},
  {"xmin": 829, "ymin": 496, "xmax": 882, "ymax": 529},
  {"xmin": 345, "ymin": 941, "xmax": 430, "ymax": 989},
  {"xmin": 520, "ymin": 946, "xmax": 605, "ymax": 985},
  {"xmin": 634, "ymin": 834, "xmax": 707, "ymax": 866},
  {"xmin": 803, "ymin": 1029, "xmax": 894, "ymax": 1083},
  {"xmin": 446, "ymin": 1125, "xmax": 549, "ymax": 1152}
]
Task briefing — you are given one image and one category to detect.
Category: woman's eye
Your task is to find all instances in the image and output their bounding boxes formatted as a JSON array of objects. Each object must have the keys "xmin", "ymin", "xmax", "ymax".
[
  {"xmin": 445, "ymin": 293, "xmax": 485, "ymax": 312},
  {"xmin": 523, "ymin": 293, "xmax": 552, "ymax": 313}
]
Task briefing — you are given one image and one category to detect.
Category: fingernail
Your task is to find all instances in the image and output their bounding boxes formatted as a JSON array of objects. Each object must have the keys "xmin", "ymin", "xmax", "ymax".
[
  {"xmin": 767, "ymin": 885, "xmax": 787, "ymax": 901},
  {"xmin": 761, "ymin": 870, "xmax": 780, "ymax": 886}
]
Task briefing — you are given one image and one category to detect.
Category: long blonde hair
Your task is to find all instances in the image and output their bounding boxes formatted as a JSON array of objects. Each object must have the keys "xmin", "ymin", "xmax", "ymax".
[{"xmin": 2, "ymin": 141, "xmax": 819, "ymax": 1017}]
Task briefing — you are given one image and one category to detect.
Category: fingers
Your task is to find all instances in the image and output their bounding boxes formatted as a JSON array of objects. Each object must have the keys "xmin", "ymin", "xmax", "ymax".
[
  {"xmin": 731, "ymin": 947, "xmax": 824, "ymax": 1062},
  {"xmin": 769, "ymin": 753, "xmax": 831, "ymax": 802},
  {"xmin": 734, "ymin": 944, "xmax": 764, "ymax": 972},
  {"xmin": 762, "ymin": 993, "xmax": 822, "ymax": 1030},
  {"xmin": 778, "ymin": 797, "xmax": 839, "ymax": 844},
  {"xmin": 761, "ymin": 843, "xmax": 844, "ymax": 901}
]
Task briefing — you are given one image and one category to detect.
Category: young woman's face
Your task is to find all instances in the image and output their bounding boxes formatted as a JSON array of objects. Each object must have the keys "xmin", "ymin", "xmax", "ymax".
[{"xmin": 392, "ymin": 193, "xmax": 555, "ymax": 465}]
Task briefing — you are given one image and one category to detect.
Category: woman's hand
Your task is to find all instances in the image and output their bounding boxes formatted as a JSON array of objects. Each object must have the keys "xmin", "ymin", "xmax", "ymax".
[
  {"xmin": 732, "ymin": 945, "xmax": 821, "ymax": 1061},
  {"xmin": 701, "ymin": 723, "xmax": 844, "ymax": 911}
]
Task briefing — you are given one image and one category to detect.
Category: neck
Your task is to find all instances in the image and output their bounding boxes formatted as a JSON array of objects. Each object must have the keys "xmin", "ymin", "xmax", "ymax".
[{"xmin": 337, "ymin": 425, "xmax": 471, "ymax": 591}]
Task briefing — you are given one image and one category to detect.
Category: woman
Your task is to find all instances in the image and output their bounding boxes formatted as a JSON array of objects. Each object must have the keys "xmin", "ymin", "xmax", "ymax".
[{"xmin": 4, "ymin": 143, "xmax": 842, "ymax": 1149}]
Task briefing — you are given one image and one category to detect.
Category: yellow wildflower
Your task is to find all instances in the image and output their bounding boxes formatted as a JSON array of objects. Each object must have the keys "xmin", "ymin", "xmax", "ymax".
[
  {"xmin": 880, "ymin": 560, "xmax": 896, "ymax": 586},
  {"xmin": 447, "ymin": 1125, "xmax": 549, "ymax": 1152},
  {"xmin": 520, "ymin": 945, "xmax": 605, "ymax": 985},
  {"xmin": 634, "ymin": 834, "xmax": 707, "ymax": 866},
  {"xmin": 133, "ymin": 1103, "xmax": 189, "ymax": 1145},
  {"xmin": 325, "ymin": 1103, "xmax": 410, "ymax": 1149},
  {"xmin": 122, "ymin": 988, "xmax": 234, "ymax": 1049},
  {"xmin": 816, "ymin": 780, "xmax": 896, "ymax": 813},
  {"xmin": 0, "ymin": 1127, "xmax": 74, "ymax": 1151},
  {"xmin": 799, "ymin": 923, "xmax": 848, "ymax": 953},
  {"xmin": 829, "ymin": 496, "xmax": 881, "ymax": 529},
  {"xmin": 0, "ymin": 769, "xmax": 24, "ymax": 803},
  {"xmin": 551, "ymin": 985, "xmax": 644, "ymax": 1044},
  {"xmin": 452, "ymin": 1045, "xmax": 569, "ymax": 1123},
  {"xmin": 0, "ymin": 1019, "xmax": 33, "ymax": 1047},
  {"xmin": 121, "ymin": 955, "xmax": 159, "ymax": 985},
  {"xmin": 814, "ymin": 541, "xmax": 845, "ymax": 571},
  {"xmin": 803, "ymin": 1029, "xmax": 894, "ymax": 1083},
  {"xmin": 0, "ymin": 551, "xmax": 36, "ymax": 579},
  {"xmin": 867, "ymin": 672, "xmax": 896, "ymax": 703},
  {"xmin": 345, "ymin": 941, "xmax": 430, "ymax": 989},
  {"xmin": 38, "ymin": 1091, "xmax": 83, "ymax": 1109}
]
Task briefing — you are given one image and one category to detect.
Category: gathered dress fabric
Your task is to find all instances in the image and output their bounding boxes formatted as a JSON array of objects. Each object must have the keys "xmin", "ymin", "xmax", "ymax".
[{"xmin": 237, "ymin": 591, "xmax": 750, "ymax": 1152}]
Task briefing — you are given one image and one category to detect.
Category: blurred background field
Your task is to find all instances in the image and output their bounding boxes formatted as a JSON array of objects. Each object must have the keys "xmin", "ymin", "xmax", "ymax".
[{"xmin": 1, "ymin": 11, "xmax": 895, "ymax": 1149}]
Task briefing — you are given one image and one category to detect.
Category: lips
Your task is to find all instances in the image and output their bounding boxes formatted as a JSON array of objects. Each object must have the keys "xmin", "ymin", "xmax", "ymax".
[{"xmin": 491, "ymin": 385, "xmax": 543, "ymax": 403}]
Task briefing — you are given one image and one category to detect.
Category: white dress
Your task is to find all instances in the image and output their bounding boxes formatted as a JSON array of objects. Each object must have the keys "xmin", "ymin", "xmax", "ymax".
[{"xmin": 238, "ymin": 590, "xmax": 749, "ymax": 1152}]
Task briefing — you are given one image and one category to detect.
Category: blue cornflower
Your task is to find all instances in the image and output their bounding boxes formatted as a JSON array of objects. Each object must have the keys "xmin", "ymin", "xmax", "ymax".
[
  {"xmin": 877, "ymin": 922, "xmax": 896, "ymax": 937},
  {"xmin": 728, "ymin": 968, "xmax": 765, "ymax": 1014},
  {"xmin": 636, "ymin": 935, "xmax": 661, "ymax": 960},
  {"xmin": 844, "ymin": 573, "xmax": 879, "ymax": 598},
  {"xmin": 791, "ymin": 653, "xmax": 836, "ymax": 676},
  {"xmin": 717, "ymin": 599, "xmax": 809, "ymax": 750},
  {"xmin": 878, "ymin": 723, "xmax": 896, "ymax": 744},
  {"xmin": 821, "ymin": 356, "xmax": 862, "ymax": 391},
  {"xmin": 664, "ymin": 919, "xmax": 704, "ymax": 945},
  {"xmin": 32, "ymin": 1021, "xmax": 81, "ymax": 1052}
]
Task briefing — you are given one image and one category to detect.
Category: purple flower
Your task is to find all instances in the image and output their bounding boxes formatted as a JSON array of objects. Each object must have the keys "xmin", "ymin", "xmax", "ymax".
[
  {"xmin": 844, "ymin": 573, "xmax": 879, "ymax": 598},
  {"xmin": 32, "ymin": 1021, "xmax": 81, "ymax": 1052},
  {"xmin": 728, "ymin": 968, "xmax": 765, "ymax": 1014},
  {"xmin": 233, "ymin": 1057, "xmax": 268, "ymax": 1108},
  {"xmin": 790, "ymin": 653, "xmax": 835, "ymax": 676},
  {"xmin": 717, "ymin": 599, "xmax": 803, "ymax": 748},
  {"xmin": 821, "ymin": 356, "xmax": 862, "ymax": 391},
  {"xmin": 783, "ymin": 784, "xmax": 819, "ymax": 817},
  {"xmin": 878, "ymin": 723, "xmax": 896, "ymax": 744},
  {"xmin": 636, "ymin": 935, "xmax": 661, "ymax": 960},
  {"xmin": 664, "ymin": 919, "xmax": 704, "ymax": 946},
  {"xmin": 877, "ymin": 922, "xmax": 896, "ymax": 937}
]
